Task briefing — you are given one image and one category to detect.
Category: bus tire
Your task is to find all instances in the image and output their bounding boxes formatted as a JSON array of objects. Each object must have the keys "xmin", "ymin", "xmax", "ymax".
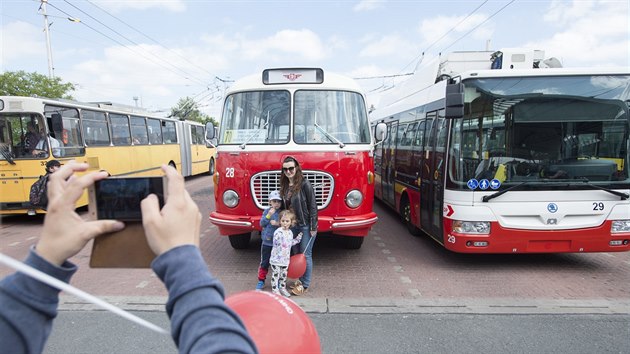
[
  {"xmin": 400, "ymin": 197, "xmax": 422, "ymax": 236},
  {"xmin": 209, "ymin": 158, "xmax": 215, "ymax": 175},
  {"xmin": 342, "ymin": 236, "xmax": 364, "ymax": 249},
  {"xmin": 229, "ymin": 233, "xmax": 251, "ymax": 249}
]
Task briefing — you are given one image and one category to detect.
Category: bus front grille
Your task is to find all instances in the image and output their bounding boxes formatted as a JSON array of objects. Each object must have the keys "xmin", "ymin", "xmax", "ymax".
[{"xmin": 250, "ymin": 170, "xmax": 334, "ymax": 210}]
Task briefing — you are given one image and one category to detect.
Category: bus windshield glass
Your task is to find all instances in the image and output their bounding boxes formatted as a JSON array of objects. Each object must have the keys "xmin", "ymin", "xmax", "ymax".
[
  {"xmin": 449, "ymin": 74, "xmax": 630, "ymax": 189},
  {"xmin": 219, "ymin": 90, "xmax": 370, "ymax": 145}
]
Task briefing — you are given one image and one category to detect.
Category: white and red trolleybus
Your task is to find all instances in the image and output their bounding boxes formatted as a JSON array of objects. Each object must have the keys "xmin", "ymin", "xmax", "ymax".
[
  {"xmin": 206, "ymin": 68, "xmax": 380, "ymax": 249},
  {"xmin": 370, "ymin": 49, "xmax": 630, "ymax": 253}
]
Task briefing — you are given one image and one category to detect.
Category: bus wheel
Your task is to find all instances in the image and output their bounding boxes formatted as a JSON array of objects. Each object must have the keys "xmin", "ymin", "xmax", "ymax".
[
  {"xmin": 342, "ymin": 236, "xmax": 364, "ymax": 249},
  {"xmin": 400, "ymin": 198, "xmax": 422, "ymax": 236},
  {"xmin": 209, "ymin": 158, "xmax": 215, "ymax": 175},
  {"xmin": 229, "ymin": 233, "xmax": 251, "ymax": 249}
]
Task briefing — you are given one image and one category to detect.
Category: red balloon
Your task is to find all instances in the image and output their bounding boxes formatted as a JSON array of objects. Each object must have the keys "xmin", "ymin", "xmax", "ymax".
[
  {"xmin": 226, "ymin": 291, "xmax": 321, "ymax": 354},
  {"xmin": 287, "ymin": 253, "xmax": 306, "ymax": 279}
]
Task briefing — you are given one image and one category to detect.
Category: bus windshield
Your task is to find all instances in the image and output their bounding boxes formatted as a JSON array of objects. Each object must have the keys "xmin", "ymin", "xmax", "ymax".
[
  {"xmin": 219, "ymin": 90, "xmax": 370, "ymax": 145},
  {"xmin": 449, "ymin": 75, "xmax": 630, "ymax": 188}
]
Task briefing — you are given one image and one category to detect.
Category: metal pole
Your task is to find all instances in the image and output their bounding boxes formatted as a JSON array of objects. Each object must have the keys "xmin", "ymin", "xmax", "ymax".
[{"xmin": 41, "ymin": 0, "xmax": 54, "ymax": 78}]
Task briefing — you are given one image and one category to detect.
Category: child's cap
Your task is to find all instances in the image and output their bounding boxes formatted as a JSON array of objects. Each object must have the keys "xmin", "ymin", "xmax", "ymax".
[{"xmin": 268, "ymin": 190, "xmax": 281, "ymax": 201}]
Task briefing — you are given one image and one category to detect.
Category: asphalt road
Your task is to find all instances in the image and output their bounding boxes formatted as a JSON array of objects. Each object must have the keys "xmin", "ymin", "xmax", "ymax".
[{"xmin": 43, "ymin": 311, "xmax": 630, "ymax": 354}]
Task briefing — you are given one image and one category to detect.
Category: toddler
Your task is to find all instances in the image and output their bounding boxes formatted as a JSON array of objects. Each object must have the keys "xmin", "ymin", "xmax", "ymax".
[
  {"xmin": 270, "ymin": 210, "xmax": 302, "ymax": 297},
  {"xmin": 256, "ymin": 191, "xmax": 282, "ymax": 290}
]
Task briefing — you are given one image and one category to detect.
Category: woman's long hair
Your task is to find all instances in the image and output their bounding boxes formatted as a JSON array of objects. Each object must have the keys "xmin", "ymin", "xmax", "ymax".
[{"xmin": 280, "ymin": 156, "xmax": 304, "ymax": 197}]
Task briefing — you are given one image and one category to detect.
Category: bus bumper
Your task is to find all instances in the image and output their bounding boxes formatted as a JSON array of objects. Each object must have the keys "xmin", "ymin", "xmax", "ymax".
[
  {"xmin": 443, "ymin": 219, "xmax": 630, "ymax": 253},
  {"xmin": 209, "ymin": 211, "xmax": 378, "ymax": 238}
]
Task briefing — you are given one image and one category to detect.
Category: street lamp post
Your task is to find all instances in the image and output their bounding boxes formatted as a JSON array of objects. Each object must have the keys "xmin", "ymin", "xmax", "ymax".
[{"xmin": 41, "ymin": 0, "xmax": 54, "ymax": 78}]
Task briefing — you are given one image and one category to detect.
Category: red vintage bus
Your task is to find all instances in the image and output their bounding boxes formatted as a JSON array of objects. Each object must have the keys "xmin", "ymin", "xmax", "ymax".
[{"xmin": 206, "ymin": 68, "xmax": 381, "ymax": 249}]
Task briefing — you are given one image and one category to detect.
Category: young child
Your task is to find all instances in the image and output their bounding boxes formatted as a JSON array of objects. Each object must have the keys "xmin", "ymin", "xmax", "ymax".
[
  {"xmin": 256, "ymin": 191, "xmax": 282, "ymax": 290},
  {"xmin": 270, "ymin": 210, "xmax": 302, "ymax": 297}
]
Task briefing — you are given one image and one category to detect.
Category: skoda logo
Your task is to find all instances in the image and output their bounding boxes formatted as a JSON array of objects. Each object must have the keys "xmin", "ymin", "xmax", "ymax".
[{"xmin": 547, "ymin": 203, "xmax": 558, "ymax": 213}]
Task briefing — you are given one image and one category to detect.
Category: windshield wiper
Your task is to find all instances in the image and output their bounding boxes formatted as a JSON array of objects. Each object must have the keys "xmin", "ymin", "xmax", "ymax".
[
  {"xmin": 574, "ymin": 178, "xmax": 629, "ymax": 200},
  {"xmin": 239, "ymin": 120, "xmax": 268, "ymax": 150},
  {"xmin": 0, "ymin": 145, "xmax": 16, "ymax": 165},
  {"xmin": 313, "ymin": 122, "xmax": 345, "ymax": 148},
  {"xmin": 482, "ymin": 181, "xmax": 531, "ymax": 202}
]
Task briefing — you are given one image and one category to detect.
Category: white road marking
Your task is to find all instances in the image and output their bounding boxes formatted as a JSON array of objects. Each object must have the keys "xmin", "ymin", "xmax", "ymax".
[
  {"xmin": 136, "ymin": 281, "xmax": 149, "ymax": 289},
  {"xmin": 400, "ymin": 276, "xmax": 412, "ymax": 284},
  {"xmin": 387, "ymin": 256, "xmax": 397, "ymax": 263},
  {"xmin": 9, "ymin": 242, "xmax": 20, "ymax": 247},
  {"xmin": 382, "ymin": 249, "xmax": 391, "ymax": 254}
]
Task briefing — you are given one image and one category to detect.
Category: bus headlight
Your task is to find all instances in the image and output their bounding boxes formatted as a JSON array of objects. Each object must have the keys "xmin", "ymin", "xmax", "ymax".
[
  {"xmin": 611, "ymin": 220, "xmax": 630, "ymax": 233},
  {"xmin": 345, "ymin": 190, "xmax": 363, "ymax": 209},
  {"xmin": 452, "ymin": 220, "xmax": 490, "ymax": 234},
  {"xmin": 222, "ymin": 190, "xmax": 239, "ymax": 208}
]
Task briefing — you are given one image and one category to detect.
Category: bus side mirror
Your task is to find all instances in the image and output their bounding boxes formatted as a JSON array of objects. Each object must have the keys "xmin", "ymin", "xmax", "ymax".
[
  {"xmin": 374, "ymin": 122, "xmax": 387, "ymax": 143},
  {"xmin": 445, "ymin": 83, "xmax": 464, "ymax": 119},
  {"xmin": 205, "ymin": 123, "xmax": 216, "ymax": 140}
]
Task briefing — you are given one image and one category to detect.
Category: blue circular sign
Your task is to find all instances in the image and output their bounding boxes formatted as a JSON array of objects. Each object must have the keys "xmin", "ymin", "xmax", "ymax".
[
  {"xmin": 490, "ymin": 179, "xmax": 501, "ymax": 190},
  {"xmin": 547, "ymin": 203, "xmax": 558, "ymax": 213},
  {"xmin": 467, "ymin": 179, "xmax": 479, "ymax": 190},
  {"xmin": 479, "ymin": 179, "xmax": 490, "ymax": 190}
]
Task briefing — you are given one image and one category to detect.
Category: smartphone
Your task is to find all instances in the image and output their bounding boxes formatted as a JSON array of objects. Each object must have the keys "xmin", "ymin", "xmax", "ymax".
[
  {"xmin": 88, "ymin": 176, "xmax": 166, "ymax": 268},
  {"xmin": 88, "ymin": 176, "xmax": 167, "ymax": 221}
]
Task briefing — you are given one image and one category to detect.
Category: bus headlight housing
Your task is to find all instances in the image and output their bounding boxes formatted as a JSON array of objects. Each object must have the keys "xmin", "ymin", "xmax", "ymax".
[
  {"xmin": 452, "ymin": 220, "xmax": 490, "ymax": 234},
  {"xmin": 345, "ymin": 190, "xmax": 363, "ymax": 208},
  {"xmin": 222, "ymin": 190, "xmax": 239, "ymax": 208},
  {"xmin": 611, "ymin": 220, "xmax": 630, "ymax": 233}
]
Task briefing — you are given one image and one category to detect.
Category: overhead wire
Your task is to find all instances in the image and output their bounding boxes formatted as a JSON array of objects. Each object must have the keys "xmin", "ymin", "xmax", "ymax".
[
  {"xmin": 83, "ymin": 0, "xmax": 230, "ymax": 83},
  {"xmin": 45, "ymin": 1, "xmax": 211, "ymax": 87}
]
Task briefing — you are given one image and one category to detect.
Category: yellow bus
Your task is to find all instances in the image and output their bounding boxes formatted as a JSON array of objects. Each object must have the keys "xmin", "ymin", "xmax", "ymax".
[{"xmin": 0, "ymin": 96, "xmax": 216, "ymax": 215}]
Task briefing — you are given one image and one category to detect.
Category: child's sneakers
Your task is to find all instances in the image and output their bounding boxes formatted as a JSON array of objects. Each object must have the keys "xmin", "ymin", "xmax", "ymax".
[
  {"xmin": 255, "ymin": 280, "xmax": 264, "ymax": 290},
  {"xmin": 279, "ymin": 288, "xmax": 291, "ymax": 297}
]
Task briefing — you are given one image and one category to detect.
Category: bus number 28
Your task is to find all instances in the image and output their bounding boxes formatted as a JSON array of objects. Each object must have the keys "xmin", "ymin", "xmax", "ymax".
[{"xmin": 225, "ymin": 167, "xmax": 235, "ymax": 178}]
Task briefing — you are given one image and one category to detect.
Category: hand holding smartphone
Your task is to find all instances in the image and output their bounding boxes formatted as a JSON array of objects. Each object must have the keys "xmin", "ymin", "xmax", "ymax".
[{"xmin": 88, "ymin": 176, "xmax": 167, "ymax": 268}]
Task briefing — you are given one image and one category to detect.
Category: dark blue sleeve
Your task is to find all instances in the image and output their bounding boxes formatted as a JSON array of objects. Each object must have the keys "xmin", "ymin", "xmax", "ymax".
[
  {"xmin": 151, "ymin": 245, "xmax": 258, "ymax": 354},
  {"xmin": 260, "ymin": 208, "xmax": 271, "ymax": 228},
  {"xmin": 0, "ymin": 247, "xmax": 77, "ymax": 354}
]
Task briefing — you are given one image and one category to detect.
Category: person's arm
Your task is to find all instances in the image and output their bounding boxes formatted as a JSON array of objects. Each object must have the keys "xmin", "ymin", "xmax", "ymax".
[
  {"xmin": 152, "ymin": 246, "xmax": 257, "ymax": 353},
  {"xmin": 0, "ymin": 249, "xmax": 76, "ymax": 354},
  {"xmin": 0, "ymin": 161, "xmax": 124, "ymax": 353},
  {"xmin": 260, "ymin": 208, "xmax": 271, "ymax": 228},
  {"xmin": 141, "ymin": 165, "xmax": 257, "ymax": 354},
  {"xmin": 303, "ymin": 181, "xmax": 318, "ymax": 233}
]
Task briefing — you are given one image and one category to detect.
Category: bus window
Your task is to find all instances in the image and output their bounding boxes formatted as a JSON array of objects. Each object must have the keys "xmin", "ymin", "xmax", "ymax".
[
  {"xmin": 82, "ymin": 110, "xmax": 110, "ymax": 146},
  {"xmin": 110, "ymin": 113, "xmax": 131, "ymax": 145},
  {"xmin": 162, "ymin": 120, "xmax": 177, "ymax": 144},
  {"xmin": 44, "ymin": 105, "xmax": 83, "ymax": 157},
  {"xmin": 130, "ymin": 116, "xmax": 148, "ymax": 145},
  {"xmin": 147, "ymin": 118, "xmax": 163, "ymax": 144},
  {"xmin": 193, "ymin": 125, "xmax": 205, "ymax": 145},
  {"xmin": 294, "ymin": 90, "xmax": 370, "ymax": 144}
]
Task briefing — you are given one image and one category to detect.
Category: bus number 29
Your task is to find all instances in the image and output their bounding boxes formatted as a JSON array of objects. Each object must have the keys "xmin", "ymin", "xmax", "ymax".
[{"xmin": 592, "ymin": 202, "xmax": 604, "ymax": 211}]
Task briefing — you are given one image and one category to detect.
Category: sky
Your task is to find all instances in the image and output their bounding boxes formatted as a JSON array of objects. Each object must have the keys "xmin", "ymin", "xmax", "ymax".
[{"xmin": 1, "ymin": 0, "xmax": 629, "ymax": 118}]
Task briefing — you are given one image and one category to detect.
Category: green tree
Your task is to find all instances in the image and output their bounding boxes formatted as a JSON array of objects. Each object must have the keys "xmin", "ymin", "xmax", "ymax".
[
  {"xmin": 0, "ymin": 71, "xmax": 75, "ymax": 99},
  {"xmin": 170, "ymin": 96, "xmax": 218, "ymax": 126}
]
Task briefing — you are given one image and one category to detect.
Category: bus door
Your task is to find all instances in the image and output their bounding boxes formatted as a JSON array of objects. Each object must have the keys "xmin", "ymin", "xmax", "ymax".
[
  {"xmin": 381, "ymin": 121, "xmax": 398, "ymax": 206},
  {"xmin": 420, "ymin": 111, "xmax": 447, "ymax": 241},
  {"xmin": 179, "ymin": 122, "xmax": 193, "ymax": 176}
]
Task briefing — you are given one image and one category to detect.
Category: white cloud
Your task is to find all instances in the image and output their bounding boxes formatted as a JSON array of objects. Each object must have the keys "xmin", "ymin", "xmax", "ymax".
[
  {"xmin": 358, "ymin": 34, "xmax": 415, "ymax": 58},
  {"xmin": 524, "ymin": 0, "xmax": 629, "ymax": 66},
  {"xmin": 0, "ymin": 22, "xmax": 44, "ymax": 65},
  {"xmin": 354, "ymin": 0, "xmax": 386, "ymax": 12},
  {"xmin": 92, "ymin": 0, "xmax": 186, "ymax": 12}
]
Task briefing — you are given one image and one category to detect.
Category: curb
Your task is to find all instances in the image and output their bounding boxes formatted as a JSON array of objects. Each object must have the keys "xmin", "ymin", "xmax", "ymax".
[{"xmin": 59, "ymin": 295, "xmax": 630, "ymax": 315}]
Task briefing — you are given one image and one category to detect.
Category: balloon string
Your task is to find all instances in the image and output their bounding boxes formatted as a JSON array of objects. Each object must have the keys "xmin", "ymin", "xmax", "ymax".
[{"xmin": 0, "ymin": 252, "xmax": 169, "ymax": 335}]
